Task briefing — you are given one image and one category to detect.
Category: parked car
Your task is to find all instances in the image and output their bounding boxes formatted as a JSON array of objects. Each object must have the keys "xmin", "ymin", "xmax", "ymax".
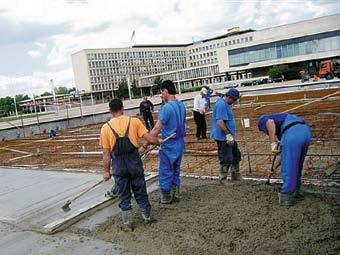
[
  {"xmin": 240, "ymin": 80, "xmax": 254, "ymax": 87},
  {"xmin": 224, "ymin": 82, "xmax": 238, "ymax": 89},
  {"xmin": 258, "ymin": 78, "xmax": 273, "ymax": 84},
  {"xmin": 272, "ymin": 75, "xmax": 286, "ymax": 83}
]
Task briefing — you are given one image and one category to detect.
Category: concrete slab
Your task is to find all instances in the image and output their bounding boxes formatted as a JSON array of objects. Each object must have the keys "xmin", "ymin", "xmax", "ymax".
[
  {"xmin": 0, "ymin": 222, "xmax": 127, "ymax": 255},
  {"xmin": 0, "ymin": 167, "xmax": 156, "ymax": 234}
]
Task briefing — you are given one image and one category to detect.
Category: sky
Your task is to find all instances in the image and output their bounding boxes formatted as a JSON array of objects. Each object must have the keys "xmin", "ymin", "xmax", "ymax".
[{"xmin": 0, "ymin": 0, "xmax": 339, "ymax": 98}]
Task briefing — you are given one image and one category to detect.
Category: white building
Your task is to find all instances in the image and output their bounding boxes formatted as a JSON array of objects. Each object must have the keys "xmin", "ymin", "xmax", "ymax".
[{"xmin": 72, "ymin": 14, "xmax": 340, "ymax": 95}]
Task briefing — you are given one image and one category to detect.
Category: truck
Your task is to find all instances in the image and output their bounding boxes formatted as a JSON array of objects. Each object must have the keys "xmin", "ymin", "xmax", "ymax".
[{"xmin": 318, "ymin": 58, "xmax": 340, "ymax": 80}]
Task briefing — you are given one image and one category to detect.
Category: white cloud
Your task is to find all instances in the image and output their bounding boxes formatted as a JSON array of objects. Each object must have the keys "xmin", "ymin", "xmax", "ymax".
[{"xmin": 27, "ymin": 50, "xmax": 41, "ymax": 58}]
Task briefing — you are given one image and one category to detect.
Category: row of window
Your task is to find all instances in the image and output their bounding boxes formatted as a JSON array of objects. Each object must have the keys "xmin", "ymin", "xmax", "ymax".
[
  {"xmin": 190, "ymin": 58, "xmax": 218, "ymax": 67},
  {"xmin": 140, "ymin": 65, "xmax": 219, "ymax": 86},
  {"xmin": 88, "ymin": 57, "xmax": 186, "ymax": 69},
  {"xmin": 87, "ymin": 50, "xmax": 186, "ymax": 61},
  {"xmin": 188, "ymin": 36, "xmax": 253, "ymax": 54},
  {"xmin": 229, "ymin": 31, "xmax": 340, "ymax": 67},
  {"xmin": 89, "ymin": 64, "xmax": 185, "ymax": 77},
  {"xmin": 189, "ymin": 51, "xmax": 216, "ymax": 60}
]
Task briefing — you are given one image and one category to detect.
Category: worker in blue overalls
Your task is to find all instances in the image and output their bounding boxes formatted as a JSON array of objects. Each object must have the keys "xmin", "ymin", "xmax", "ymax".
[
  {"xmin": 142, "ymin": 80, "xmax": 186, "ymax": 204},
  {"xmin": 258, "ymin": 113, "xmax": 311, "ymax": 206},
  {"xmin": 100, "ymin": 99, "xmax": 161, "ymax": 231}
]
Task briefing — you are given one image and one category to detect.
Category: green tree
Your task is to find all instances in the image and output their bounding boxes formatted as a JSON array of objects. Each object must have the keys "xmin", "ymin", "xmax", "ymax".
[
  {"xmin": 116, "ymin": 80, "xmax": 129, "ymax": 99},
  {"xmin": 152, "ymin": 76, "xmax": 163, "ymax": 95},
  {"xmin": 68, "ymin": 87, "xmax": 76, "ymax": 93},
  {"xmin": 15, "ymin": 94, "xmax": 30, "ymax": 102},
  {"xmin": 268, "ymin": 65, "xmax": 289, "ymax": 79},
  {"xmin": 0, "ymin": 96, "xmax": 14, "ymax": 115},
  {"xmin": 54, "ymin": 86, "xmax": 68, "ymax": 95},
  {"xmin": 40, "ymin": 91, "xmax": 52, "ymax": 97},
  {"xmin": 131, "ymin": 79, "xmax": 140, "ymax": 98}
]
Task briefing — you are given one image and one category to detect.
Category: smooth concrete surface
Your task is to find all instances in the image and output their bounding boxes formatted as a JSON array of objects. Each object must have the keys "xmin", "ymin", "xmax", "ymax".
[
  {"xmin": 0, "ymin": 222, "xmax": 125, "ymax": 255},
  {"xmin": 0, "ymin": 167, "xmax": 112, "ymax": 232},
  {"xmin": 0, "ymin": 167, "xmax": 157, "ymax": 233}
]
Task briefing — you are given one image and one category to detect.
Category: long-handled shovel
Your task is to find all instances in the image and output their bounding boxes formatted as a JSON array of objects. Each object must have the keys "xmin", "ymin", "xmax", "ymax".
[
  {"xmin": 140, "ymin": 133, "xmax": 176, "ymax": 161},
  {"xmin": 61, "ymin": 180, "xmax": 104, "ymax": 212}
]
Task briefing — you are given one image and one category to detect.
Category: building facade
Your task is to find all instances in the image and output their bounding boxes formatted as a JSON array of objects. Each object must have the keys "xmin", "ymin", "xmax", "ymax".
[{"xmin": 72, "ymin": 14, "xmax": 340, "ymax": 94}]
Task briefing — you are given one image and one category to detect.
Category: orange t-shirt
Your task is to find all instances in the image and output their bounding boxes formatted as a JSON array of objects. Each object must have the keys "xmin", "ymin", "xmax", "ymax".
[{"xmin": 100, "ymin": 116, "xmax": 148, "ymax": 152}]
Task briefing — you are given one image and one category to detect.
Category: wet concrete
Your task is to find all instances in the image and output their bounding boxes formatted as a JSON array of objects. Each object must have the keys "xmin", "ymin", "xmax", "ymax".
[
  {"xmin": 0, "ymin": 221, "xmax": 128, "ymax": 255},
  {"xmin": 0, "ymin": 167, "xmax": 114, "ymax": 233},
  {"xmin": 71, "ymin": 178, "xmax": 340, "ymax": 255},
  {"xmin": 0, "ymin": 166, "xmax": 157, "ymax": 234}
]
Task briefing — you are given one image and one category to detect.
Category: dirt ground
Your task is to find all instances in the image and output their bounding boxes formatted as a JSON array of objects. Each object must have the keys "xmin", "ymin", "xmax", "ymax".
[{"xmin": 68, "ymin": 178, "xmax": 340, "ymax": 255}]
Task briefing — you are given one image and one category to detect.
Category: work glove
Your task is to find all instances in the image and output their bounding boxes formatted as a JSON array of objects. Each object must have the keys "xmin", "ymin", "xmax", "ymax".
[
  {"xmin": 226, "ymin": 134, "xmax": 234, "ymax": 145},
  {"xmin": 271, "ymin": 142, "xmax": 280, "ymax": 155}
]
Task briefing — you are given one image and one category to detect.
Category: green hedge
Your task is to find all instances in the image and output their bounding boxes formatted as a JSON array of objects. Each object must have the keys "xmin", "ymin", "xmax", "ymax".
[{"xmin": 176, "ymin": 86, "xmax": 206, "ymax": 94}]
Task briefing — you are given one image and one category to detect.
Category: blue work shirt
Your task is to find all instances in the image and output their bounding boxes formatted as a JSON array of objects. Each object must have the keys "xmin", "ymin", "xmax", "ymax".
[
  {"xmin": 158, "ymin": 100, "xmax": 186, "ymax": 147},
  {"xmin": 205, "ymin": 89, "xmax": 213, "ymax": 108},
  {"xmin": 258, "ymin": 113, "xmax": 288, "ymax": 140},
  {"xmin": 210, "ymin": 98, "xmax": 236, "ymax": 141}
]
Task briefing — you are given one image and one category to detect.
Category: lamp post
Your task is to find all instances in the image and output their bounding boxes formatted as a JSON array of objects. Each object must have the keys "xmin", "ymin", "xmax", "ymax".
[
  {"xmin": 127, "ymin": 76, "xmax": 132, "ymax": 101},
  {"xmin": 176, "ymin": 72, "xmax": 181, "ymax": 95}
]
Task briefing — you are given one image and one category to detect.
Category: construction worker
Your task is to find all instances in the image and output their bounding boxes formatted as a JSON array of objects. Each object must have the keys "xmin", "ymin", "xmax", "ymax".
[
  {"xmin": 139, "ymin": 96, "xmax": 154, "ymax": 131},
  {"xmin": 205, "ymin": 86, "xmax": 214, "ymax": 110},
  {"xmin": 258, "ymin": 113, "xmax": 311, "ymax": 206},
  {"xmin": 193, "ymin": 88, "xmax": 207, "ymax": 139},
  {"xmin": 100, "ymin": 99, "xmax": 160, "ymax": 231},
  {"xmin": 210, "ymin": 88, "xmax": 241, "ymax": 182},
  {"xmin": 143, "ymin": 80, "xmax": 186, "ymax": 204}
]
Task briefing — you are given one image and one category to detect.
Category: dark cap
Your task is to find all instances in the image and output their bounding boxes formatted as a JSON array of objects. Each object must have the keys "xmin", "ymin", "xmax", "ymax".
[
  {"xmin": 225, "ymin": 88, "xmax": 240, "ymax": 100},
  {"xmin": 160, "ymin": 80, "xmax": 176, "ymax": 95}
]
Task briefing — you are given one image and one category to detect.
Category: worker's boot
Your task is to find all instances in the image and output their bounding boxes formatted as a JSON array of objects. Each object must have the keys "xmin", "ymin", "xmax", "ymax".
[
  {"xmin": 171, "ymin": 186, "xmax": 181, "ymax": 203},
  {"xmin": 293, "ymin": 187, "xmax": 304, "ymax": 200},
  {"xmin": 121, "ymin": 210, "xmax": 133, "ymax": 232},
  {"xmin": 278, "ymin": 193, "xmax": 294, "ymax": 206},
  {"xmin": 219, "ymin": 166, "xmax": 228, "ymax": 183},
  {"xmin": 141, "ymin": 210, "xmax": 151, "ymax": 224},
  {"xmin": 160, "ymin": 190, "xmax": 172, "ymax": 204},
  {"xmin": 231, "ymin": 163, "xmax": 241, "ymax": 181}
]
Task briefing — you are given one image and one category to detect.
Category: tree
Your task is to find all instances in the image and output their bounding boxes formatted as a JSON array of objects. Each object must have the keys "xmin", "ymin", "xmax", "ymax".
[
  {"xmin": 268, "ymin": 65, "xmax": 289, "ymax": 79},
  {"xmin": 116, "ymin": 80, "xmax": 129, "ymax": 99},
  {"xmin": 0, "ymin": 96, "xmax": 14, "ymax": 115},
  {"xmin": 68, "ymin": 87, "xmax": 76, "ymax": 93},
  {"xmin": 152, "ymin": 76, "xmax": 163, "ymax": 95},
  {"xmin": 54, "ymin": 86, "xmax": 68, "ymax": 95},
  {"xmin": 15, "ymin": 94, "xmax": 30, "ymax": 102},
  {"xmin": 131, "ymin": 79, "xmax": 140, "ymax": 98},
  {"xmin": 40, "ymin": 91, "xmax": 52, "ymax": 97}
]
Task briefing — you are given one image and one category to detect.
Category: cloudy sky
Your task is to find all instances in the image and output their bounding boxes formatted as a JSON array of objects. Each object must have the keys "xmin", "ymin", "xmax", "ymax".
[{"xmin": 0, "ymin": 0, "xmax": 339, "ymax": 97}]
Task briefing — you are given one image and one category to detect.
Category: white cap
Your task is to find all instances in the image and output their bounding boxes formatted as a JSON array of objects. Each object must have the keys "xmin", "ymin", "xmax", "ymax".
[{"xmin": 200, "ymin": 88, "xmax": 207, "ymax": 94}]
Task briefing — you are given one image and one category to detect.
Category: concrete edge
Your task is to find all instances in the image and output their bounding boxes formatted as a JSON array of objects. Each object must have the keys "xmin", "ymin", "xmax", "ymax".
[{"xmin": 43, "ymin": 173, "xmax": 158, "ymax": 234}]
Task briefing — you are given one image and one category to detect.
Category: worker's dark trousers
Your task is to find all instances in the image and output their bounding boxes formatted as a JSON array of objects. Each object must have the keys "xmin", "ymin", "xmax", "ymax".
[
  {"xmin": 142, "ymin": 112, "xmax": 154, "ymax": 131},
  {"xmin": 111, "ymin": 151, "xmax": 151, "ymax": 213},
  {"xmin": 193, "ymin": 111, "xmax": 207, "ymax": 139},
  {"xmin": 216, "ymin": 141, "xmax": 241, "ymax": 167}
]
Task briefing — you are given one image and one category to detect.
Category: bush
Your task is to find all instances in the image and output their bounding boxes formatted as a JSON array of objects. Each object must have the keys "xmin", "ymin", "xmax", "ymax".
[
  {"xmin": 177, "ymin": 86, "xmax": 204, "ymax": 94},
  {"xmin": 268, "ymin": 65, "xmax": 289, "ymax": 79}
]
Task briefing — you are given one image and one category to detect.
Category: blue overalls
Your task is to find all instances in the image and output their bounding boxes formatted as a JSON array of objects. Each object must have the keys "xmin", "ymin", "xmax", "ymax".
[
  {"xmin": 158, "ymin": 100, "xmax": 186, "ymax": 192},
  {"xmin": 107, "ymin": 118, "xmax": 151, "ymax": 214},
  {"xmin": 280, "ymin": 114, "xmax": 311, "ymax": 194}
]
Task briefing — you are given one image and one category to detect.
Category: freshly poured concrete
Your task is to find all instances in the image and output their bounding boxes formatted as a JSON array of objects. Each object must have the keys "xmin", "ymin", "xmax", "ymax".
[
  {"xmin": 0, "ymin": 167, "xmax": 114, "ymax": 233},
  {"xmin": 0, "ymin": 167, "xmax": 156, "ymax": 234}
]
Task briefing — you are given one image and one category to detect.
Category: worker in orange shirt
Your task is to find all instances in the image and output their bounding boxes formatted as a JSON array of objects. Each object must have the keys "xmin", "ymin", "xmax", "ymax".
[{"xmin": 100, "ymin": 99, "xmax": 160, "ymax": 231}]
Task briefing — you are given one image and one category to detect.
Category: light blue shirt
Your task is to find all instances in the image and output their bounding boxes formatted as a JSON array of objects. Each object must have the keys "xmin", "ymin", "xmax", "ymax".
[{"xmin": 210, "ymin": 98, "xmax": 236, "ymax": 141}]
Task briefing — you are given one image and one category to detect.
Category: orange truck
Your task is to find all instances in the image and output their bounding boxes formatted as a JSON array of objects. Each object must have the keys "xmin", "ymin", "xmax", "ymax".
[{"xmin": 319, "ymin": 58, "xmax": 340, "ymax": 80}]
